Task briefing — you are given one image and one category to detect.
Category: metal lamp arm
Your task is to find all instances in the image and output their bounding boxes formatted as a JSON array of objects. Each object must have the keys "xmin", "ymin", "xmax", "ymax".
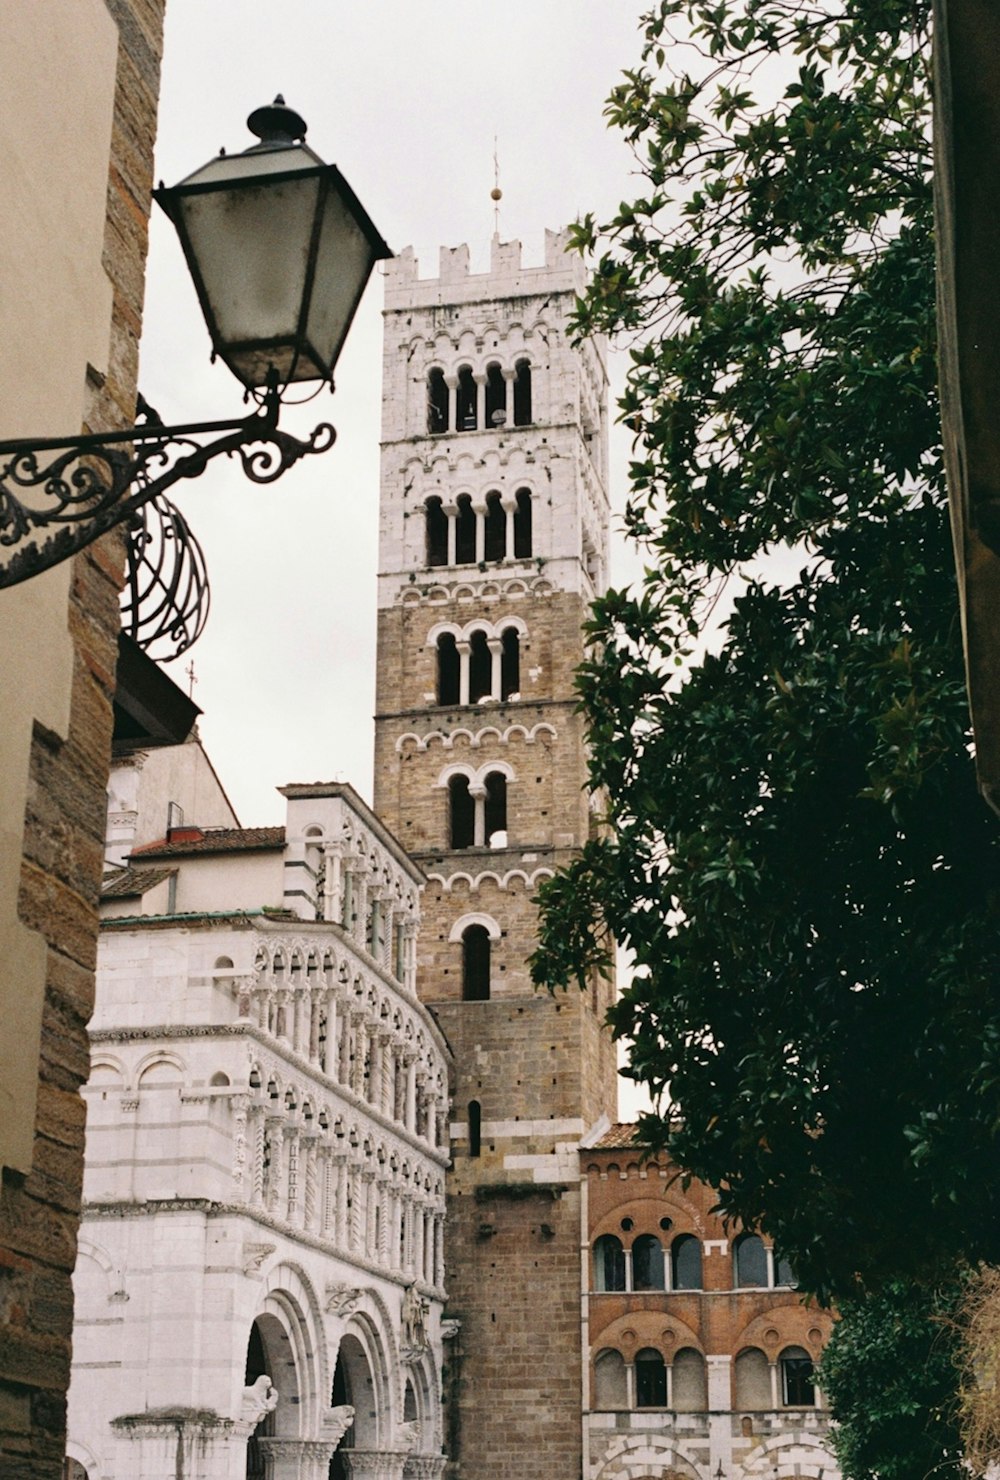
[{"xmin": 0, "ymin": 380, "xmax": 335, "ymax": 589}]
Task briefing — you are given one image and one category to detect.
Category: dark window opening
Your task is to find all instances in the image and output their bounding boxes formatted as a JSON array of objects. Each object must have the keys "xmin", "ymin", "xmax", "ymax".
[
  {"xmin": 328, "ymin": 1356, "xmax": 354, "ymax": 1480},
  {"xmin": 775, "ymin": 1253, "xmax": 797, "ymax": 1288},
  {"xmin": 514, "ymin": 488, "xmax": 532, "ymax": 558},
  {"xmin": 468, "ymin": 1099, "xmax": 482, "ymax": 1157},
  {"xmin": 456, "ymin": 494, "xmax": 476, "ymax": 564},
  {"xmin": 462, "ymin": 924, "xmax": 491, "ymax": 1001},
  {"xmin": 632, "ymin": 1234, "xmax": 665, "ymax": 1291},
  {"xmin": 437, "ymin": 633, "xmax": 460, "ymax": 706},
  {"xmin": 484, "ymin": 491, "xmax": 505, "ymax": 562},
  {"xmin": 457, "ymin": 366, "xmax": 477, "ymax": 430},
  {"xmin": 513, "ymin": 359, "xmax": 532, "ymax": 426},
  {"xmin": 484, "ymin": 771, "xmax": 507, "ymax": 842},
  {"xmin": 500, "ymin": 627, "xmax": 520, "ymax": 699},
  {"xmin": 427, "ymin": 368, "xmax": 448, "ymax": 433},
  {"xmin": 426, "ymin": 496, "xmax": 448, "ymax": 567},
  {"xmin": 485, "ymin": 362, "xmax": 506, "ymax": 426},
  {"xmin": 594, "ymin": 1234, "xmax": 625, "ymax": 1291},
  {"xmin": 469, "ymin": 630, "xmax": 491, "ymax": 702},
  {"xmin": 781, "ymin": 1347, "xmax": 815, "ymax": 1406},
  {"xmin": 449, "ymin": 775, "xmax": 474, "ymax": 848},
  {"xmin": 635, "ymin": 1349, "xmax": 667, "ymax": 1408},
  {"xmin": 671, "ymin": 1234, "xmax": 703, "ymax": 1290},
  {"xmin": 734, "ymin": 1232, "xmax": 768, "ymax": 1288}
]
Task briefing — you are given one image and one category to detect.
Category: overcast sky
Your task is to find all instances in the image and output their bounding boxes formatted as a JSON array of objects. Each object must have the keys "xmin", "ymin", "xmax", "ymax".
[{"xmin": 142, "ymin": 0, "xmax": 647, "ymax": 824}]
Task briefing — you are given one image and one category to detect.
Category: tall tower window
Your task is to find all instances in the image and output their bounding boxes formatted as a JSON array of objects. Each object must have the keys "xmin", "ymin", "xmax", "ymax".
[
  {"xmin": 513, "ymin": 359, "xmax": 532, "ymax": 425},
  {"xmin": 485, "ymin": 362, "xmax": 506, "ymax": 426},
  {"xmin": 780, "ymin": 1347, "xmax": 816, "ymax": 1406},
  {"xmin": 449, "ymin": 775, "xmax": 475, "ymax": 848},
  {"xmin": 457, "ymin": 366, "xmax": 477, "ymax": 430},
  {"xmin": 426, "ymin": 497, "xmax": 448, "ymax": 566},
  {"xmin": 635, "ymin": 1349, "xmax": 667, "ymax": 1408},
  {"xmin": 437, "ymin": 632, "xmax": 460, "ymax": 705},
  {"xmin": 514, "ymin": 488, "xmax": 532, "ymax": 557},
  {"xmin": 500, "ymin": 627, "xmax": 520, "ymax": 699},
  {"xmin": 484, "ymin": 492, "xmax": 505, "ymax": 563},
  {"xmin": 671, "ymin": 1234, "xmax": 703, "ymax": 1290},
  {"xmin": 462, "ymin": 924, "xmax": 491, "ymax": 1001},
  {"xmin": 468, "ymin": 1100, "xmax": 482, "ymax": 1157},
  {"xmin": 469, "ymin": 631, "xmax": 492, "ymax": 702},
  {"xmin": 484, "ymin": 771, "xmax": 507, "ymax": 844},
  {"xmin": 734, "ymin": 1232, "xmax": 767, "ymax": 1287},
  {"xmin": 427, "ymin": 367, "xmax": 448, "ymax": 433},
  {"xmin": 456, "ymin": 495, "xmax": 476, "ymax": 564}
]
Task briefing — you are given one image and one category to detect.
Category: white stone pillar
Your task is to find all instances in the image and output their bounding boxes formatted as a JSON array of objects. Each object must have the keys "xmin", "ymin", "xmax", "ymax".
[
  {"xmin": 625, "ymin": 1362, "xmax": 635, "ymax": 1410},
  {"xmin": 473, "ymin": 503, "xmax": 486, "ymax": 564},
  {"xmin": 456, "ymin": 641, "xmax": 470, "ymax": 706},
  {"xmin": 444, "ymin": 503, "xmax": 458, "ymax": 566},
  {"xmin": 502, "ymin": 496, "xmax": 517, "ymax": 560},
  {"xmin": 487, "ymin": 637, "xmax": 503, "ymax": 700},
  {"xmin": 325, "ymin": 843, "xmax": 343, "ymax": 922},
  {"xmin": 769, "ymin": 1359, "xmax": 779, "ymax": 1407},
  {"xmin": 502, "ymin": 366, "xmax": 515, "ymax": 427},
  {"xmin": 335, "ymin": 1153, "xmax": 350, "ymax": 1247},
  {"xmin": 444, "ymin": 374, "xmax": 457, "ymax": 433},
  {"xmin": 404, "ymin": 922, "xmax": 418, "ymax": 996},
  {"xmin": 470, "ymin": 785, "xmax": 487, "ymax": 847},
  {"xmin": 707, "ymin": 1355, "xmax": 734, "ymax": 1480},
  {"xmin": 405, "ymin": 1055, "xmax": 418, "ymax": 1132},
  {"xmin": 474, "ymin": 371, "xmax": 486, "ymax": 431}
]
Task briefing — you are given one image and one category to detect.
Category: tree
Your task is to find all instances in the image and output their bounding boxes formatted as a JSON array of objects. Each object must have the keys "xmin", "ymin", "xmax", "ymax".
[
  {"xmin": 819, "ymin": 1278, "xmax": 966, "ymax": 1480},
  {"xmin": 531, "ymin": 0, "xmax": 1000, "ymax": 1303}
]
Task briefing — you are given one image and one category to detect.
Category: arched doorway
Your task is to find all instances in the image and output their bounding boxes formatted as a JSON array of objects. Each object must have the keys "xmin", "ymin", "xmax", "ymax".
[
  {"xmin": 329, "ymin": 1332, "xmax": 377, "ymax": 1480},
  {"xmin": 245, "ymin": 1314, "xmax": 299, "ymax": 1479}
]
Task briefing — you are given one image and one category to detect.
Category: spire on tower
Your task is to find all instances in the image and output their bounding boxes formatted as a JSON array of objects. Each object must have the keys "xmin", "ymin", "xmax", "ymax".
[{"xmin": 490, "ymin": 134, "xmax": 502, "ymax": 235}]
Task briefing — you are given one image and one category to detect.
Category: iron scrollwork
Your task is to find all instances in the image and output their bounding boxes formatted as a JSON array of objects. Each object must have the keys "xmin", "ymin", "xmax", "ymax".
[{"xmin": 0, "ymin": 380, "xmax": 335, "ymax": 590}]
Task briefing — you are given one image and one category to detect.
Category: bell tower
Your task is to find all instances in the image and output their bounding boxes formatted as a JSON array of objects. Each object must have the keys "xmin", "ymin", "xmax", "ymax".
[{"xmin": 374, "ymin": 230, "xmax": 617, "ymax": 1479}]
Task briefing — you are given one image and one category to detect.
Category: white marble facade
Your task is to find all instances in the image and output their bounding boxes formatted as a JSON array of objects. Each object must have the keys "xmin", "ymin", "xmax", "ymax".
[{"xmin": 68, "ymin": 755, "xmax": 450, "ymax": 1480}]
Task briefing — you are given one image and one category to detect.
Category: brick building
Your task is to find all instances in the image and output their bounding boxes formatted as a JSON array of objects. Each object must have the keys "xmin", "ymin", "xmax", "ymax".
[
  {"xmin": 581, "ymin": 1124, "xmax": 839, "ymax": 1480},
  {"xmin": 373, "ymin": 232, "xmax": 620, "ymax": 1480},
  {"xmin": 0, "ymin": 4, "xmax": 166, "ymax": 1475}
]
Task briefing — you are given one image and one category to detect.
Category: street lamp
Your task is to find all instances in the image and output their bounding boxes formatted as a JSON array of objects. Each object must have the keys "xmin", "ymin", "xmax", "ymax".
[{"xmin": 0, "ymin": 96, "xmax": 390, "ymax": 589}]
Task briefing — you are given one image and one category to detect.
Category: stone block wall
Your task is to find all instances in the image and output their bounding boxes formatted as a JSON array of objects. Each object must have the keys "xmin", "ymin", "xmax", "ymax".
[{"xmin": 0, "ymin": 2, "xmax": 165, "ymax": 1475}]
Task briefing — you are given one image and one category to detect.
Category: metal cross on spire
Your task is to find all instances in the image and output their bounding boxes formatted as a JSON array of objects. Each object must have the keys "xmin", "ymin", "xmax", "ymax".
[{"xmin": 491, "ymin": 135, "xmax": 502, "ymax": 233}]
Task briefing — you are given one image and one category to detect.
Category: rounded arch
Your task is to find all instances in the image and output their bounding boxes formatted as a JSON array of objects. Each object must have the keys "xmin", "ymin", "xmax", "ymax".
[
  {"xmin": 448, "ymin": 912, "xmax": 502, "ymax": 942},
  {"xmin": 252, "ymin": 1261, "xmax": 327, "ymax": 1437}
]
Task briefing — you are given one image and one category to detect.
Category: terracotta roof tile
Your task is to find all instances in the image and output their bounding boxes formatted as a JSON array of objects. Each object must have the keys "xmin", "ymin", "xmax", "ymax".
[
  {"xmin": 129, "ymin": 826, "xmax": 285, "ymax": 860},
  {"xmin": 102, "ymin": 866, "xmax": 176, "ymax": 899},
  {"xmin": 591, "ymin": 1122, "xmax": 646, "ymax": 1149}
]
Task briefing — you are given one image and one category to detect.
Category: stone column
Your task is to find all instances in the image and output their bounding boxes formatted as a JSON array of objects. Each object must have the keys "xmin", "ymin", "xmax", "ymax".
[
  {"xmin": 456, "ymin": 640, "xmax": 470, "ymax": 705},
  {"xmin": 403, "ymin": 922, "xmax": 418, "ymax": 997},
  {"xmin": 473, "ymin": 502, "xmax": 486, "ymax": 564},
  {"xmin": 443, "ymin": 502, "xmax": 457, "ymax": 567},
  {"xmin": 301, "ymin": 1131, "xmax": 320, "ymax": 1233},
  {"xmin": 285, "ymin": 1126, "xmax": 301, "ymax": 1224},
  {"xmin": 502, "ymin": 366, "xmax": 515, "ymax": 428},
  {"xmin": 444, "ymin": 374, "xmax": 457, "ymax": 435},
  {"xmin": 335, "ymin": 1153, "xmax": 350, "ymax": 1247},
  {"xmin": 325, "ymin": 842, "xmax": 343, "ymax": 922},
  {"xmin": 474, "ymin": 370, "xmax": 486, "ymax": 431},
  {"xmin": 469, "ymin": 785, "xmax": 487, "ymax": 847},
  {"xmin": 487, "ymin": 637, "xmax": 502, "ymax": 700},
  {"xmin": 433, "ymin": 1212, "xmax": 445, "ymax": 1287},
  {"xmin": 706, "ymin": 1354, "xmax": 734, "ymax": 1480},
  {"xmin": 258, "ymin": 1436, "xmax": 308, "ymax": 1480},
  {"xmin": 502, "ymin": 495, "xmax": 517, "ymax": 560},
  {"xmin": 405, "ymin": 1053, "xmax": 418, "ymax": 1132},
  {"xmin": 249, "ymin": 1107, "xmax": 267, "ymax": 1209},
  {"xmin": 264, "ymin": 1113, "xmax": 286, "ymax": 1215}
]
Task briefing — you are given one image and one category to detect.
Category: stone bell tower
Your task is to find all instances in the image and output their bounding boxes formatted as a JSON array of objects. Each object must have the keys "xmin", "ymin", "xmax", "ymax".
[{"xmin": 373, "ymin": 230, "xmax": 618, "ymax": 1479}]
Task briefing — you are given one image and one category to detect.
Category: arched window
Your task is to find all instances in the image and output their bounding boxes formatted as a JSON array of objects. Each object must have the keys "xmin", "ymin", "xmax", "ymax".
[
  {"xmin": 468, "ymin": 1099, "xmax": 481, "ymax": 1157},
  {"xmin": 632, "ymin": 1234, "xmax": 665, "ymax": 1291},
  {"xmin": 426, "ymin": 496, "xmax": 448, "ymax": 566},
  {"xmin": 635, "ymin": 1348, "xmax": 667, "ymax": 1408},
  {"xmin": 427, "ymin": 368, "xmax": 448, "ymax": 433},
  {"xmin": 500, "ymin": 626, "xmax": 520, "ymax": 699},
  {"xmin": 514, "ymin": 487, "xmax": 532, "ymax": 557},
  {"xmin": 449, "ymin": 775, "xmax": 474, "ymax": 848},
  {"xmin": 437, "ymin": 633, "xmax": 460, "ymax": 706},
  {"xmin": 672, "ymin": 1348, "xmax": 708, "ymax": 1411},
  {"xmin": 484, "ymin": 771, "xmax": 507, "ymax": 843},
  {"xmin": 593, "ymin": 1349, "xmax": 628, "ymax": 1409},
  {"xmin": 734, "ymin": 1348, "xmax": 772, "ymax": 1410},
  {"xmin": 671, "ymin": 1234, "xmax": 703, "ymax": 1290},
  {"xmin": 485, "ymin": 362, "xmax": 506, "ymax": 426},
  {"xmin": 593, "ymin": 1234, "xmax": 625, "ymax": 1291},
  {"xmin": 774, "ymin": 1252, "xmax": 796, "ymax": 1287},
  {"xmin": 469, "ymin": 630, "xmax": 491, "ymax": 702},
  {"xmin": 462, "ymin": 924, "xmax": 490, "ymax": 1001},
  {"xmin": 734, "ymin": 1232, "xmax": 768, "ymax": 1288},
  {"xmin": 513, "ymin": 358, "xmax": 532, "ymax": 425},
  {"xmin": 484, "ymin": 491, "xmax": 505, "ymax": 562},
  {"xmin": 780, "ymin": 1346, "xmax": 815, "ymax": 1406},
  {"xmin": 455, "ymin": 494, "xmax": 476, "ymax": 564},
  {"xmin": 457, "ymin": 366, "xmax": 477, "ymax": 430}
]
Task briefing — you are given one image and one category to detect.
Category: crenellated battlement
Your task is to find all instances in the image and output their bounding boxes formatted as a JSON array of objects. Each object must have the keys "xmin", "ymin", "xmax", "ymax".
[{"xmin": 384, "ymin": 228, "xmax": 586, "ymax": 309}]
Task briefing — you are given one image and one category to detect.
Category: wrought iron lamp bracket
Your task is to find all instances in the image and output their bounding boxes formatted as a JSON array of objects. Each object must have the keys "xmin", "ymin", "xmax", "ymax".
[{"xmin": 0, "ymin": 378, "xmax": 335, "ymax": 589}]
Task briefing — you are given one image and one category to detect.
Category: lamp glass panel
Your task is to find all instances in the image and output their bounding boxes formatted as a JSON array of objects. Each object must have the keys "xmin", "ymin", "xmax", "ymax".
[
  {"xmin": 304, "ymin": 185, "xmax": 377, "ymax": 376},
  {"xmin": 177, "ymin": 173, "xmax": 318, "ymax": 362}
]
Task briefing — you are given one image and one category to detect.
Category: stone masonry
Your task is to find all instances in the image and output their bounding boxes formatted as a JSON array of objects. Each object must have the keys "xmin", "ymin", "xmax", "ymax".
[{"xmin": 374, "ymin": 231, "xmax": 619, "ymax": 1480}]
